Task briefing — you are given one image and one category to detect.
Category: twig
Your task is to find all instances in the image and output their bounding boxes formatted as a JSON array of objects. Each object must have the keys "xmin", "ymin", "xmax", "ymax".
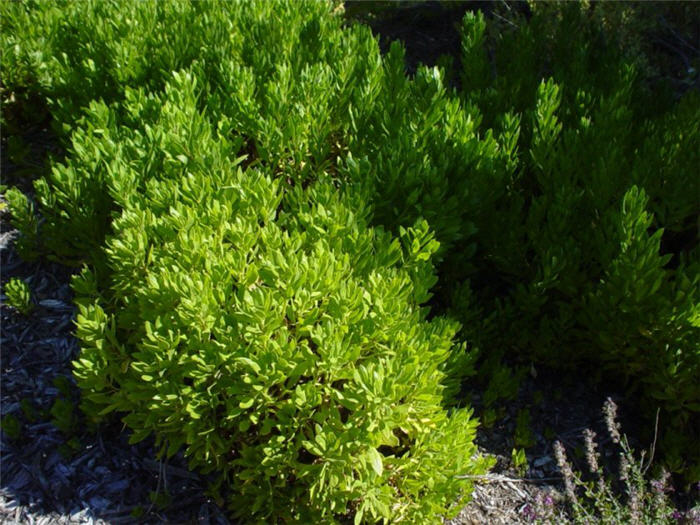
[
  {"xmin": 456, "ymin": 473, "xmax": 562, "ymax": 483},
  {"xmin": 642, "ymin": 407, "xmax": 660, "ymax": 476},
  {"xmin": 492, "ymin": 11, "xmax": 519, "ymax": 30},
  {"xmin": 143, "ymin": 458, "xmax": 200, "ymax": 481},
  {"xmin": 145, "ymin": 458, "xmax": 165, "ymax": 516}
]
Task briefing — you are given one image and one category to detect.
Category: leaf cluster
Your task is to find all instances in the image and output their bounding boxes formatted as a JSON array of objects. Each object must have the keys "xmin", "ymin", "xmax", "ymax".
[
  {"xmin": 449, "ymin": 4, "xmax": 700, "ymax": 477},
  {"xmin": 3, "ymin": 277, "xmax": 33, "ymax": 315}
]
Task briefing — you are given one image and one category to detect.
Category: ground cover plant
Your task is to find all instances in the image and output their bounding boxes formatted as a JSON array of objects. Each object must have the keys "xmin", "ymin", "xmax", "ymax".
[{"xmin": 2, "ymin": 0, "xmax": 699, "ymax": 522}]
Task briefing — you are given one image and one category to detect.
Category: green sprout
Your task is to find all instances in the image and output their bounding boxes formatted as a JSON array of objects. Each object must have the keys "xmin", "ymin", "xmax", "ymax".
[{"xmin": 4, "ymin": 277, "xmax": 33, "ymax": 315}]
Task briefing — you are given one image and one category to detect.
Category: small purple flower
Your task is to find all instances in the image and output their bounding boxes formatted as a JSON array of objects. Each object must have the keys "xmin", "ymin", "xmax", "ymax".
[
  {"xmin": 521, "ymin": 504, "xmax": 537, "ymax": 521},
  {"xmin": 651, "ymin": 480, "xmax": 664, "ymax": 494},
  {"xmin": 672, "ymin": 510, "xmax": 683, "ymax": 521},
  {"xmin": 544, "ymin": 494, "xmax": 554, "ymax": 507}
]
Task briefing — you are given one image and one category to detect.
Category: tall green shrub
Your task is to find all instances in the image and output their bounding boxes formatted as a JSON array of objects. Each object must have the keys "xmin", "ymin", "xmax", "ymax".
[{"xmin": 449, "ymin": 3, "xmax": 700, "ymax": 477}]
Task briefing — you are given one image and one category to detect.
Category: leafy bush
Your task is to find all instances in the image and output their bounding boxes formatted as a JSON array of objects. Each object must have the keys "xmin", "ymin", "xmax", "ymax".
[
  {"xmin": 3, "ymin": 188, "xmax": 40, "ymax": 261},
  {"xmin": 446, "ymin": 4, "xmax": 700, "ymax": 477},
  {"xmin": 4, "ymin": 3, "xmax": 495, "ymax": 519},
  {"xmin": 337, "ymin": 41, "xmax": 511, "ymax": 257},
  {"xmin": 68, "ymin": 71, "xmax": 490, "ymax": 523},
  {"xmin": 3, "ymin": 0, "xmax": 698, "ymax": 494},
  {"xmin": 346, "ymin": 3, "xmax": 700, "ymax": 479},
  {"xmin": 1, "ymin": 0, "xmax": 389, "ymax": 264},
  {"xmin": 1, "ymin": 0, "xmax": 234, "ymax": 131}
]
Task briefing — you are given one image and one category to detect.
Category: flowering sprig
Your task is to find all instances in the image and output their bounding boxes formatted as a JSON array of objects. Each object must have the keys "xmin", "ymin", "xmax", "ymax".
[{"xmin": 549, "ymin": 398, "xmax": 692, "ymax": 524}]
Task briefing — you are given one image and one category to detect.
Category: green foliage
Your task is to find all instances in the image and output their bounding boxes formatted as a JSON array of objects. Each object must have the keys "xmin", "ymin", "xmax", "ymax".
[
  {"xmin": 57, "ymin": 437, "xmax": 84, "ymax": 459},
  {"xmin": 448, "ymin": 3, "xmax": 700, "ymax": 476},
  {"xmin": 482, "ymin": 364, "xmax": 524, "ymax": 408},
  {"xmin": 50, "ymin": 397, "xmax": 79, "ymax": 435},
  {"xmin": 3, "ymin": 3, "xmax": 494, "ymax": 517},
  {"xmin": 511, "ymin": 448, "xmax": 528, "ymax": 477},
  {"xmin": 479, "ymin": 408, "xmax": 499, "ymax": 430},
  {"xmin": 337, "ymin": 41, "xmax": 508, "ymax": 256},
  {"xmin": 0, "ymin": 414, "xmax": 23, "ymax": 441},
  {"xmin": 460, "ymin": 11, "xmax": 489, "ymax": 94},
  {"xmin": 3, "ymin": 277, "xmax": 33, "ymax": 315},
  {"xmin": 2, "ymin": 0, "xmax": 394, "ymax": 265},
  {"xmin": 149, "ymin": 489, "xmax": 173, "ymax": 511},
  {"xmin": 1, "ymin": 0, "xmax": 230, "ymax": 132},
  {"xmin": 3, "ymin": 188, "xmax": 40, "ymax": 261},
  {"xmin": 514, "ymin": 409, "xmax": 536, "ymax": 449},
  {"xmin": 3, "ymin": 0, "xmax": 698, "ymax": 504},
  {"xmin": 4, "ymin": 135, "xmax": 32, "ymax": 167},
  {"xmin": 67, "ymin": 71, "xmax": 490, "ymax": 523}
]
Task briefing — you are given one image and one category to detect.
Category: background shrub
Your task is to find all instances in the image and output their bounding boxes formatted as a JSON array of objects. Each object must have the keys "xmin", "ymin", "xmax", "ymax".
[{"xmin": 446, "ymin": 3, "xmax": 699, "ymax": 478}]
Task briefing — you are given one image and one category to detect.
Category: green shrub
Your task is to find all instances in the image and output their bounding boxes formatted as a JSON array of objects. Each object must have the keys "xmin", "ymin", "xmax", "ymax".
[
  {"xmin": 2, "ymin": 0, "xmax": 389, "ymax": 265},
  {"xmin": 345, "ymin": 6, "xmax": 699, "ymax": 479},
  {"xmin": 337, "ymin": 41, "xmax": 511, "ymax": 257},
  {"xmin": 4, "ymin": 3, "xmax": 495, "ymax": 518},
  {"xmin": 3, "ymin": 0, "xmax": 504, "ymax": 263},
  {"xmin": 4, "ymin": 0, "xmax": 698, "ymax": 488},
  {"xmin": 3, "ymin": 277, "xmax": 33, "ymax": 315},
  {"xmin": 70, "ymin": 71, "xmax": 490, "ymax": 523},
  {"xmin": 1, "ymin": 0, "xmax": 232, "ymax": 132},
  {"xmin": 449, "ymin": 4, "xmax": 700, "ymax": 477}
]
